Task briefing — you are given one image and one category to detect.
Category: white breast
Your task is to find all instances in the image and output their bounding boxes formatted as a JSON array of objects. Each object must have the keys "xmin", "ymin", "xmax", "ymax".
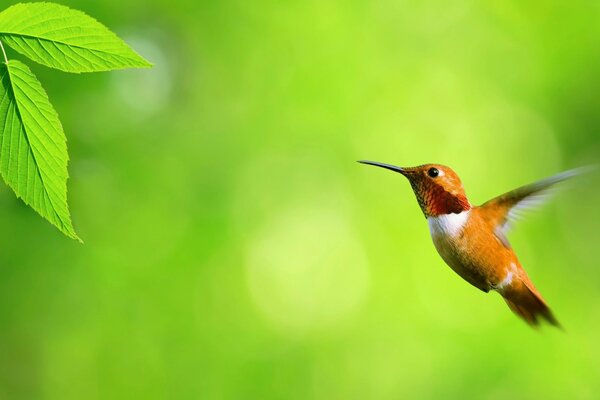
[{"xmin": 427, "ymin": 210, "xmax": 471, "ymax": 239}]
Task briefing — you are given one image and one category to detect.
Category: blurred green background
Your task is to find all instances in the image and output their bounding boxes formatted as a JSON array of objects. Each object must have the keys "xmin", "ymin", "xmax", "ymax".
[{"xmin": 1, "ymin": 0, "xmax": 600, "ymax": 399}]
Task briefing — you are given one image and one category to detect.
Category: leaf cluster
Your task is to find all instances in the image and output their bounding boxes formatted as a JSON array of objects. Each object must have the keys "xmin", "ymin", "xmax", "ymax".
[{"xmin": 0, "ymin": 2, "xmax": 151, "ymax": 240}]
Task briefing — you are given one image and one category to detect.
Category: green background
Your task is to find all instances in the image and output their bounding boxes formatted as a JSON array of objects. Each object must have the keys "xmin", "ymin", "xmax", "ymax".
[{"xmin": 1, "ymin": 0, "xmax": 600, "ymax": 399}]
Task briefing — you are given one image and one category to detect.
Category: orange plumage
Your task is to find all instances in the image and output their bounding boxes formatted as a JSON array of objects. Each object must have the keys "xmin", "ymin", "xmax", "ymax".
[{"xmin": 359, "ymin": 161, "xmax": 581, "ymax": 327}]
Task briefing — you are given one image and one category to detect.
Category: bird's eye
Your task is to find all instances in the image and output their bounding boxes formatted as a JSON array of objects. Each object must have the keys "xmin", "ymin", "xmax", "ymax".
[{"xmin": 428, "ymin": 167, "xmax": 439, "ymax": 178}]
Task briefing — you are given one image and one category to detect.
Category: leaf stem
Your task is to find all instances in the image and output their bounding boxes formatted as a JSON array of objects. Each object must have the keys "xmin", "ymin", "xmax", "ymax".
[{"xmin": 0, "ymin": 40, "xmax": 7, "ymax": 64}]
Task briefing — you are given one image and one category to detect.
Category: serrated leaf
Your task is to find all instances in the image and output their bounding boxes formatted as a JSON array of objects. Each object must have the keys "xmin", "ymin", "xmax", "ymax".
[
  {"xmin": 0, "ymin": 59, "xmax": 79, "ymax": 240},
  {"xmin": 0, "ymin": 2, "xmax": 151, "ymax": 73}
]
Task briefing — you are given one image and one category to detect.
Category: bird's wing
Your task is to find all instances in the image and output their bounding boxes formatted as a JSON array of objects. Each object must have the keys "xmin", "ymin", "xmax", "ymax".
[{"xmin": 479, "ymin": 168, "xmax": 588, "ymax": 247}]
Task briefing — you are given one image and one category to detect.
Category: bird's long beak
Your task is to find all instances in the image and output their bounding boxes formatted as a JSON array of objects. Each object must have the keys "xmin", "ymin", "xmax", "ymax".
[{"xmin": 358, "ymin": 160, "xmax": 406, "ymax": 175}]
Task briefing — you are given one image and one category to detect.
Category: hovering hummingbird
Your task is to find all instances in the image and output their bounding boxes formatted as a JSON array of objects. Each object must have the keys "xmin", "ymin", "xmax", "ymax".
[{"xmin": 359, "ymin": 160, "xmax": 583, "ymax": 327}]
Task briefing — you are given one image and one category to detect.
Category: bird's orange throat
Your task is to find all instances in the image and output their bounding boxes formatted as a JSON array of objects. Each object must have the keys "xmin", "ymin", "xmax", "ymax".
[{"xmin": 411, "ymin": 181, "xmax": 471, "ymax": 217}]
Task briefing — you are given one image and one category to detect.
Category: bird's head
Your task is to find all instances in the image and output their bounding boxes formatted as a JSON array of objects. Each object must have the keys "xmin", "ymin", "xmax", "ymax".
[{"xmin": 359, "ymin": 161, "xmax": 471, "ymax": 217}]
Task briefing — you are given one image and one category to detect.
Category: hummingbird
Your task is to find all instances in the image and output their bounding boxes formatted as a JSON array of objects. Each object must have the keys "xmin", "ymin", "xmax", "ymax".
[{"xmin": 359, "ymin": 160, "xmax": 583, "ymax": 327}]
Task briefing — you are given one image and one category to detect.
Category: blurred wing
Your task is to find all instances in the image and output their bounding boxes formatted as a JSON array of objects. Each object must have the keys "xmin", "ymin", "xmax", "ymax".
[{"xmin": 479, "ymin": 168, "xmax": 588, "ymax": 247}]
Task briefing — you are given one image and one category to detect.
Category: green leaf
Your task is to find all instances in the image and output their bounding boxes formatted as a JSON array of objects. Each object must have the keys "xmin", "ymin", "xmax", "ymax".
[
  {"xmin": 0, "ymin": 3, "xmax": 151, "ymax": 73},
  {"xmin": 0, "ymin": 59, "xmax": 79, "ymax": 240}
]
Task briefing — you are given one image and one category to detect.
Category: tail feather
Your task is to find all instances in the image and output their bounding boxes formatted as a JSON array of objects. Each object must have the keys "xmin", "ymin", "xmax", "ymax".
[{"xmin": 501, "ymin": 277, "xmax": 560, "ymax": 328}]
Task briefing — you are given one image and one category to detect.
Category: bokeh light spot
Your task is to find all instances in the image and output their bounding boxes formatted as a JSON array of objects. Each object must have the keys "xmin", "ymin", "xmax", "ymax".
[
  {"xmin": 110, "ymin": 35, "xmax": 172, "ymax": 115},
  {"xmin": 245, "ymin": 204, "xmax": 369, "ymax": 335}
]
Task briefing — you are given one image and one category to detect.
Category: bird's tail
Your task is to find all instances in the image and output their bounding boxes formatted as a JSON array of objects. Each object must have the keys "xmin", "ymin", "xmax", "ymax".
[{"xmin": 500, "ymin": 276, "xmax": 561, "ymax": 328}]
